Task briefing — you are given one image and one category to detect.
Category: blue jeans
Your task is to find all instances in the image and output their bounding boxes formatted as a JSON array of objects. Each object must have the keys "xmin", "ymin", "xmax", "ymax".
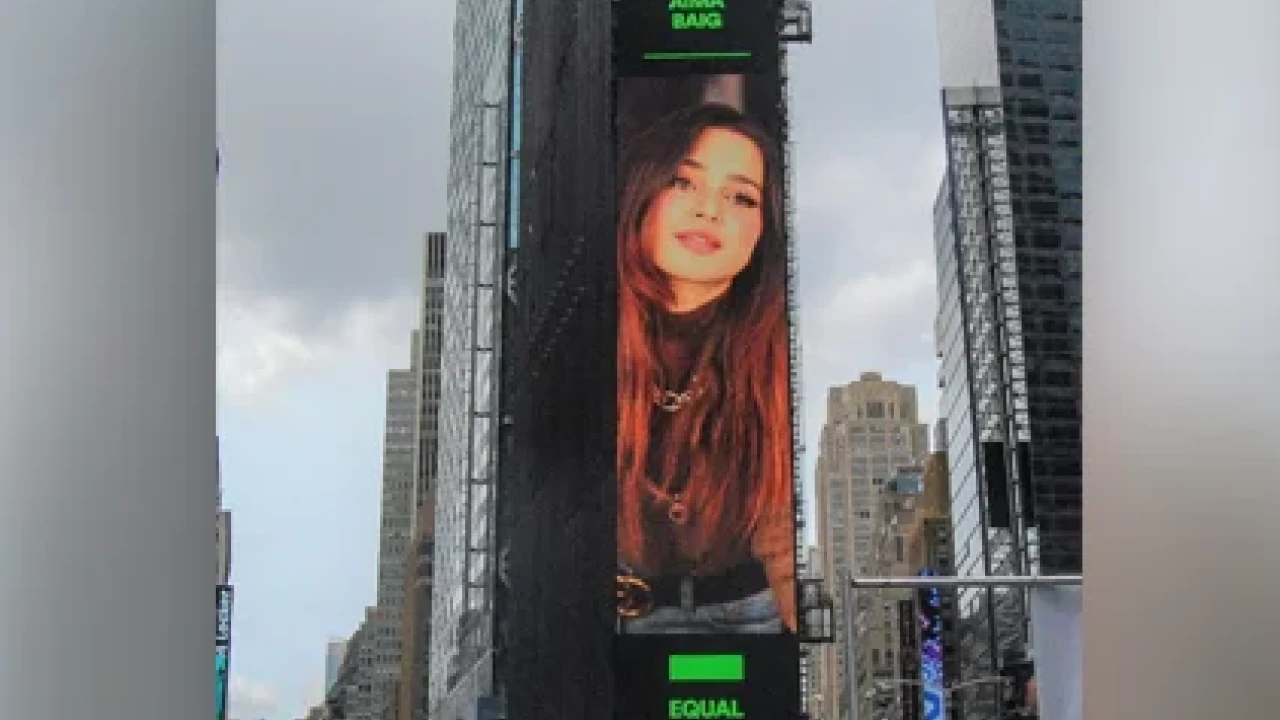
[{"xmin": 620, "ymin": 587, "xmax": 782, "ymax": 635}]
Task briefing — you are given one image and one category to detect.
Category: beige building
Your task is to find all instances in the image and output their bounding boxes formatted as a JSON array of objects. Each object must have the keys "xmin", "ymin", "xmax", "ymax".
[
  {"xmin": 905, "ymin": 451, "xmax": 953, "ymax": 573},
  {"xmin": 815, "ymin": 373, "xmax": 928, "ymax": 720},
  {"xmin": 397, "ymin": 491, "xmax": 437, "ymax": 720},
  {"xmin": 857, "ymin": 467, "xmax": 927, "ymax": 720}
]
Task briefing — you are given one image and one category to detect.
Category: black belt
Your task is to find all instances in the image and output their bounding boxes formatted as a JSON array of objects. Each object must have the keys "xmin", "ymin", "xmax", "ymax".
[{"xmin": 641, "ymin": 562, "xmax": 769, "ymax": 610}]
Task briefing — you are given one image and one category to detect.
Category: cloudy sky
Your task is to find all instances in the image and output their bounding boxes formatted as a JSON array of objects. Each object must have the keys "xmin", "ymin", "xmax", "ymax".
[{"xmin": 216, "ymin": 0, "xmax": 944, "ymax": 717}]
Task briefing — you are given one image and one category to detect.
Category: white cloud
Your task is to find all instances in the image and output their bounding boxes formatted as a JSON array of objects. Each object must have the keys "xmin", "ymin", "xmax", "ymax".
[
  {"xmin": 229, "ymin": 674, "xmax": 279, "ymax": 719},
  {"xmin": 798, "ymin": 132, "xmax": 942, "ymax": 214},
  {"xmin": 790, "ymin": 138, "xmax": 948, "ymax": 537},
  {"xmin": 217, "ymin": 288, "xmax": 321, "ymax": 402},
  {"xmin": 217, "ymin": 282, "xmax": 418, "ymax": 407},
  {"xmin": 804, "ymin": 259, "xmax": 936, "ymax": 368},
  {"xmin": 795, "ymin": 135, "xmax": 946, "ymax": 271},
  {"xmin": 216, "ymin": 232, "xmax": 421, "ymax": 407},
  {"xmin": 797, "ymin": 259, "xmax": 938, "ymax": 455}
]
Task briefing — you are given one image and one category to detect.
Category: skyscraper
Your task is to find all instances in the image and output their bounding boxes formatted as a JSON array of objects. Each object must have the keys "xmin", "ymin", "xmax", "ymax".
[
  {"xmin": 814, "ymin": 373, "xmax": 928, "ymax": 720},
  {"xmin": 410, "ymin": 232, "xmax": 446, "ymax": 516},
  {"xmin": 865, "ymin": 466, "xmax": 926, "ymax": 720},
  {"xmin": 357, "ymin": 231, "xmax": 450, "ymax": 720},
  {"xmin": 397, "ymin": 232, "xmax": 447, "ymax": 720},
  {"xmin": 326, "ymin": 608, "xmax": 383, "ymax": 720},
  {"xmin": 216, "ymin": 436, "xmax": 230, "ymax": 586},
  {"xmin": 368, "ymin": 361, "xmax": 419, "ymax": 718},
  {"xmin": 426, "ymin": 0, "xmax": 515, "ymax": 716},
  {"xmin": 932, "ymin": 0, "xmax": 1081, "ymax": 716}
]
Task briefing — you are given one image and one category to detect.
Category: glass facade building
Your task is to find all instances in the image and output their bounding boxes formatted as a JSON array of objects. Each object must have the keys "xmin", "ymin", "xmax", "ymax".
[
  {"xmin": 427, "ymin": 0, "xmax": 516, "ymax": 717},
  {"xmin": 933, "ymin": 0, "xmax": 1081, "ymax": 717}
]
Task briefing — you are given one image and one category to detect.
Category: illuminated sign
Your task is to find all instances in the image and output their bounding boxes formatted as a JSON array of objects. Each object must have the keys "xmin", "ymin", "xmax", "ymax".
[
  {"xmin": 614, "ymin": 27, "xmax": 794, "ymax": 647},
  {"xmin": 667, "ymin": 655, "xmax": 748, "ymax": 718},
  {"xmin": 669, "ymin": 654, "xmax": 745, "ymax": 683},
  {"xmin": 215, "ymin": 585, "xmax": 233, "ymax": 646},
  {"xmin": 614, "ymin": 0, "xmax": 779, "ymax": 74},
  {"xmin": 670, "ymin": 0, "xmax": 722, "ymax": 28},
  {"xmin": 215, "ymin": 647, "xmax": 230, "ymax": 720},
  {"xmin": 215, "ymin": 585, "xmax": 234, "ymax": 720},
  {"xmin": 613, "ymin": 3, "xmax": 798, "ymax": 718},
  {"xmin": 918, "ymin": 571, "xmax": 947, "ymax": 720},
  {"xmin": 614, "ymin": 638, "xmax": 796, "ymax": 720},
  {"xmin": 668, "ymin": 698, "xmax": 746, "ymax": 719}
]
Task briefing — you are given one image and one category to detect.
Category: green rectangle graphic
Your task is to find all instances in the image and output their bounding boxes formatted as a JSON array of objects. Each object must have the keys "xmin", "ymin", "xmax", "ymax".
[{"xmin": 668, "ymin": 654, "xmax": 745, "ymax": 683}]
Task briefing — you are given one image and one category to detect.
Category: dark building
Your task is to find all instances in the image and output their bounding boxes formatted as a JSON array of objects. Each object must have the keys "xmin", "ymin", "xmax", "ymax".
[
  {"xmin": 500, "ymin": 4, "xmax": 810, "ymax": 720},
  {"xmin": 500, "ymin": 0, "xmax": 615, "ymax": 716},
  {"xmin": 933, "ymin": 0, "xmax": 1080, "ymax": 717}
]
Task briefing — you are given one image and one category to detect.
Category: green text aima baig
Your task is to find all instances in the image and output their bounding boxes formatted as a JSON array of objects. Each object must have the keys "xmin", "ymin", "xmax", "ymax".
[{"xmin": 669, "ymin": 0, "xmax": 729, "ymax": 31}]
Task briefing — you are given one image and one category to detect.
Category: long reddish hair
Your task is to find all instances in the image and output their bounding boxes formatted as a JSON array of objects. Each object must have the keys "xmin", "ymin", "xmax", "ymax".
[{"xmin": 616, "ymin": 103, "xmax": 792, "ymax": 571}]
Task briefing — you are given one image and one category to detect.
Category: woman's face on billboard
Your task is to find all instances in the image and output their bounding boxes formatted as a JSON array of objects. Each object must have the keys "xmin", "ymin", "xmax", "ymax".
[{"xmin": 642, "ymin": 126, "xmax": 765, "ymax": 311}]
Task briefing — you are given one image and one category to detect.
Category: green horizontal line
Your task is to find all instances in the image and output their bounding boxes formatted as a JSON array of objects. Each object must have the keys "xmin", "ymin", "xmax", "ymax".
[
  {"xmin": 669, "ymin": 654, "xmax": 745, "ymax": 683},
  {"xmin": 643, "ymin": 51, "xmax": 753, "ymax": 61}
]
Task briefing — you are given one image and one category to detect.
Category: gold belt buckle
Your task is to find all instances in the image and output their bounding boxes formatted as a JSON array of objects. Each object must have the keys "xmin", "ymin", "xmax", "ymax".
[{"xmin": 616, "ymin": 573, "xmax": 654, "ymax": 619}]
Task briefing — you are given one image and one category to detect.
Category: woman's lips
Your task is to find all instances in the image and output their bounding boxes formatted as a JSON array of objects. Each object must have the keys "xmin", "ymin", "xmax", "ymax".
[{"xmin": 675, "ymin": 231, "xmax": 722, "ymax": 255}]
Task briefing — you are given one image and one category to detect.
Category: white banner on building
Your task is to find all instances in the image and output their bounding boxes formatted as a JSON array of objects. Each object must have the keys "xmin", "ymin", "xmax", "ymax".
[{"xmin": 1029, "ymin": 586, "xmax": 1082, "ymax": 720}]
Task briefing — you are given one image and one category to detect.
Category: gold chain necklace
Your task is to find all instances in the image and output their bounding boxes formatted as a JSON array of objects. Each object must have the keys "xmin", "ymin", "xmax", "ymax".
[
  {"xmin": 645, "ymin": 482, "xmax": 690, "ymax": 525},
  {"xmin": 648, "ymin": 369, "xmax": 704, "ymax": 522},
  {"xmin": 652, "ymin": 375, "xmax": 704, "ymax": 413}
]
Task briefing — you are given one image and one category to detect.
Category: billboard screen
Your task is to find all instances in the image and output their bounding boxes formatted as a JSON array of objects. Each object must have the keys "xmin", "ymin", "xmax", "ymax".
[
  {"xmin": 613, "ymin": 2, "xmax": 797, "ymax": 717},
  {"xmin": 918, "ymin": 572, "xmax": 947, "ymax": 720},
  {"xmin": 216, "ymin": 584, "xmax": 233, "ymax": 720}
]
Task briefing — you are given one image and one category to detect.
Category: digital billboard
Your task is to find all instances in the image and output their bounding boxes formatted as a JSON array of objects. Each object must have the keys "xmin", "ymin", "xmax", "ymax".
[
  {"xmin": 216, "ymin": 584, "xmax": 233, "ymax": 720},
  {"xmin": 613, "ymin": 2, "xmax": 797, "ymax": 718},
  {"xmin": 918, "ymin": 571, "xmax": 946, "ymax": 720}
]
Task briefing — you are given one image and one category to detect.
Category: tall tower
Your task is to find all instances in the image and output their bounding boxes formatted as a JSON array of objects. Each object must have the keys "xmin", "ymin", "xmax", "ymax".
[
  {"xmin": 397, "ymin": 231, "xmax": 447, "ymax": 720},
  {"xmin": 216, "ymin": 436, "xmax": 230, "ymax": 586},
  {"xmin": 426, "ymin": 0, "xmax": 514, "ymax": 713},
  {"xmin": 815, "ymin": 373, "xmax": 928, "ymax": 720},
  {"xmin": 411, "ymin": 232, "xmax": 447, "ymax": 515},
  {"xmin": 375, "ymin": 230, "xmax": 449, "ymax": 720},
  {"xmin": 367, "ymin": 360, "xmax": 418, "ymax": 718},
  {"xmin": 933, "ymin": 0, "xmax": 1081, "ymax": 716}
]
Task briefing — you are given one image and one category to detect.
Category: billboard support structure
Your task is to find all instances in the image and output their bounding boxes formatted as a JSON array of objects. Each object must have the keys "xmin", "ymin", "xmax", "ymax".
[{"xmin": 843, "ymin": 575, "xmax": 1082, "ymax": 720}]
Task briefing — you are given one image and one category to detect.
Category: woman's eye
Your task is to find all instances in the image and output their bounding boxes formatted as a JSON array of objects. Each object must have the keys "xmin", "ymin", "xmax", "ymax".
[
  {"xmin": 672, "ymin": 176, "xmax": 694, "ymax": 190},
  {"xmin": 732, "ymin": 193, "xmax": 759, "ymax": 209}
]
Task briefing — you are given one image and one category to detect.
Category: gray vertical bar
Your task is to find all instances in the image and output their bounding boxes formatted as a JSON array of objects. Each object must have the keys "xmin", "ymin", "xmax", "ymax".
[{"xmin": 0, "ymin": 1, "xmax": 216, "ymax": 719}]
